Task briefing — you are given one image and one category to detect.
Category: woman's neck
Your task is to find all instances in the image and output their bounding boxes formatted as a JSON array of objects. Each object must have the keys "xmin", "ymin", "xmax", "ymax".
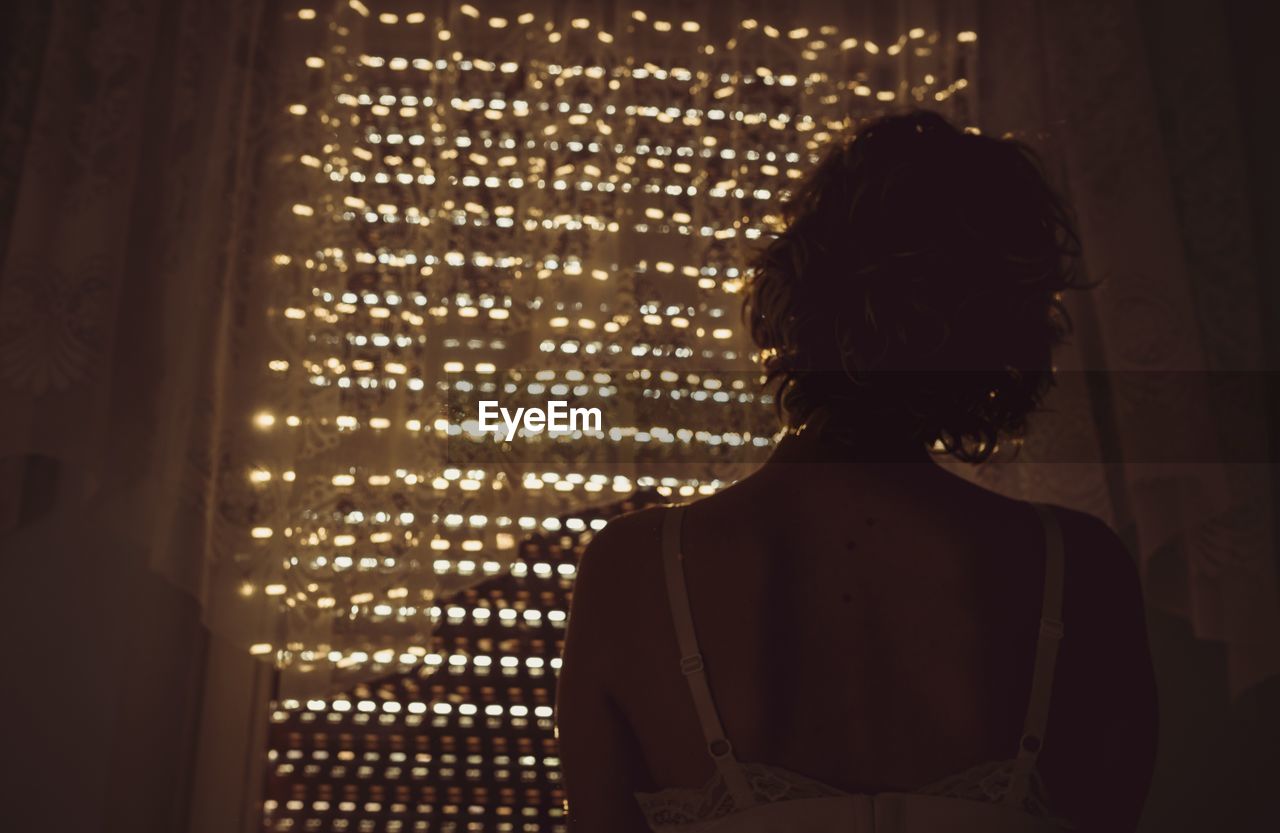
[{"xmin": 766, "ymin": 413, "xmax": 936, "ymax": 468}]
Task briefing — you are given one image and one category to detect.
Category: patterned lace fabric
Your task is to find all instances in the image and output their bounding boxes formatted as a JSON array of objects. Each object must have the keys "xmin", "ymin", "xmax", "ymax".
[{"xmin": 636, "ymin": 759, "xmax": 1058, "ymax": 830}]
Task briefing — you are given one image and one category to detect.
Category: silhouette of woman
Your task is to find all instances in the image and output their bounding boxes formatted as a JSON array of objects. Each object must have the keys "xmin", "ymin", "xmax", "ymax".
[{"xmin": 558, "ymin": 110, "xmax": 1157, "ymax": 832}]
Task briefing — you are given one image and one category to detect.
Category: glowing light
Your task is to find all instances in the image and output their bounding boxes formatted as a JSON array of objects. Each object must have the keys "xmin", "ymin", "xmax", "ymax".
[{"xmin": 248, "ymin": 18, "xmax": 979, "ymax": 818}]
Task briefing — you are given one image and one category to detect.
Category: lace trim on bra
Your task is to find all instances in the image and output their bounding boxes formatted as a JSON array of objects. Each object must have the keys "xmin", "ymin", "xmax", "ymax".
[{"xmin": 635, "ymin": 759, "xmax": 1060, "ymax": 830}]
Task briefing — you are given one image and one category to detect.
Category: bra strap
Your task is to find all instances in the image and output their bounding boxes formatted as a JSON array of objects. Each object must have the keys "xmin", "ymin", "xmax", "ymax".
[
  {"xmin": 1006, "ymin": 502, "xmax": 1066, "ymax": 807},
  {"xmin": 661, "ymin": 505, "xmax": 756, "ymax": 808}
]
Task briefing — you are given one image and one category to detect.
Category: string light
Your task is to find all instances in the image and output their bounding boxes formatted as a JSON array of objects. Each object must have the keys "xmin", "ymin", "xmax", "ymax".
[{"xmin": 252, "ymin": 3, "xmax": 974, "ymax": 827}]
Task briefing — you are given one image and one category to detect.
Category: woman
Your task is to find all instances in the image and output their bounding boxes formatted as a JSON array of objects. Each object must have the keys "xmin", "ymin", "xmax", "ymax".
[{"xmin": 557, "ymin": 111, "xmax": 1158, "ymax": 832}]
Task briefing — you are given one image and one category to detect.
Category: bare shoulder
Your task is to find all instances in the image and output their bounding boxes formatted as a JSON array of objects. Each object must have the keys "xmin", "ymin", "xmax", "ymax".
[
  {"xmin": 1047, "ymin": 504, "xmax": 1144, "ymax": 612},
  {"xmin": 1050, "ymin": 503, "xmax": 1125, "ymax": 549},
  {"xmin": 575, "ymin": 504, "xmax": 668, "ymax": 593},
  {"xmin": 564, "ymin": 505, "xmax": 670, "ymax": 672},
  {"xmin": 1041, "ymin": 503, "xmax": 1149, "ymax": 651}
]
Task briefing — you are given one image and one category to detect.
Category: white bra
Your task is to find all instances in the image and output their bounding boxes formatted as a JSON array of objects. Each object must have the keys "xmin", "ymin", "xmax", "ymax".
[{"xmin": 635, "ymin": 503, "xmax": 1073, "ymax": 832}]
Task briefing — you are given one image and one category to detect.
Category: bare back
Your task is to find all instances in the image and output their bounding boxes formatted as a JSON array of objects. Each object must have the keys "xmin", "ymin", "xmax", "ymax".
[{"xmin": 557, "ymin": 452, "xmax": 1158, "ymax": 832}]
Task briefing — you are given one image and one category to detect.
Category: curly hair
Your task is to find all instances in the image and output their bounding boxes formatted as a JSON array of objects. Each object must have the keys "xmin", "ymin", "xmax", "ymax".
[{"xmin": 744, "ymin": 110, "xmax": 1084, "ymax": 463}]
